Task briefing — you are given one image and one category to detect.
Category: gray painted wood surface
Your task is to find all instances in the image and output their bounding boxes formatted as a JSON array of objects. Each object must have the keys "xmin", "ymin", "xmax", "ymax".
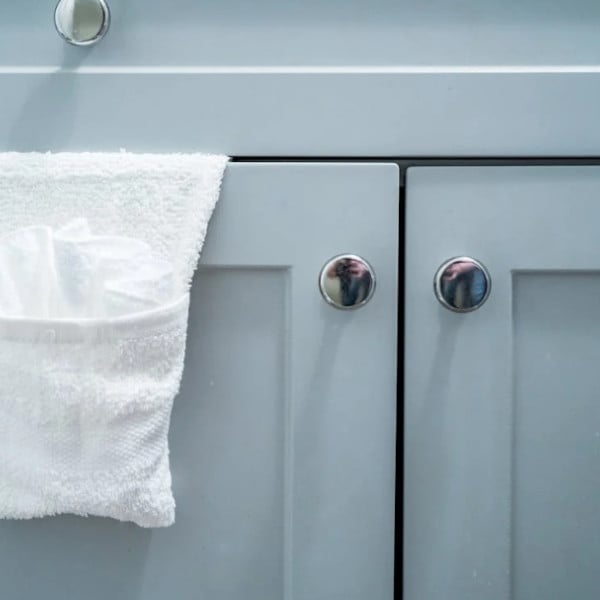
[
  {"xmin": 1, "ymin": 1, "xmax": 600, "ymax": 156},
  {"xmin": 405, "ymin": 166, "xmax": 600, "ymax": 600},
  {"xmin": 2, "ymin": 70, "xmax": 599, "ymax": 157},
  {"xmin": 0, "ymin": 163, "xmax": 398, "ymax": 600},
  {"xmin": 4, "ymin": 1, "xmax": 600, "ymax": 67}
]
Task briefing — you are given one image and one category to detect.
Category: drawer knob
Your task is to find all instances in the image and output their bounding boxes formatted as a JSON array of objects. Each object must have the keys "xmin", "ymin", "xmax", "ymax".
[
  {"xmin": 54, "ymin": 0, "xmax": 110, "ymax": 46},
  {"xmin": 319, "ymin": 254, "xmax": 375, "ymax": 309},
  {"xmin": 434, "ymin": 256, "xmax": 491, "ymax": 312}
]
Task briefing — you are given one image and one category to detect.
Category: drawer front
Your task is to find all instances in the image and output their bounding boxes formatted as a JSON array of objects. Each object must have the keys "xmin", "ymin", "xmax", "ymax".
[
  {"xmin": 405, "ymin": 166, "xmax": 600, "ymax": 600},
  {"xmin": 0, "ymin": 162, "xmax": 399, "ymax": 600},
  {"xmin": 1, "ymin": 3, "xmax": 599, "ymax": 157}
]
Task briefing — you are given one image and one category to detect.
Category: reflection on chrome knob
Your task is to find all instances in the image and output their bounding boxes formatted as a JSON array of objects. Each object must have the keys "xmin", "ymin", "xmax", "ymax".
[
  {"xmin": 54, "ymin": 0, "xmax": 110, "ymax": 46},
  {"xmin": 319, "ymin": 254, "xmax": 375, "ymax": 309},
  {"xmin": 434, "ymin": 257, "xmax": 491, "ymax": 312}
]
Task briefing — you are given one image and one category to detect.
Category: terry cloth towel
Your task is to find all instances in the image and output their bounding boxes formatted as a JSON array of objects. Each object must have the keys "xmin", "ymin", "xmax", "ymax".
[{"xmin": 0, "ymin": 152, "xmax": 229, "ymax": 527}]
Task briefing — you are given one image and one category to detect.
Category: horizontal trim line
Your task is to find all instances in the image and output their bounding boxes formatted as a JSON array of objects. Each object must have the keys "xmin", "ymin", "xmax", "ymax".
[{"xmin": 1, "ymin": 65, "xmax": 600, "ymax": 75}]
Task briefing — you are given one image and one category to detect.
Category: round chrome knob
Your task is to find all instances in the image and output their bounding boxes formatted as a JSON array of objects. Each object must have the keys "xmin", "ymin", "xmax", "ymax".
[
  {"xmin": 434, "ymin": 256, "xmax": 491, "ymax": 312},
  {"xmin": 55, "ymin": 0, "xmax": 110, "ymax": 46},
  {"xmin": 319, "ymin": 254, "xmax": 375, "ymax": 309}
]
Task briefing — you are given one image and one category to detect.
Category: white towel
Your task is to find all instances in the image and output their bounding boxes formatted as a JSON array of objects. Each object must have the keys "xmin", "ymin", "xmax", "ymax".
[{"xmin": 0, "ymin": 152, "xmax": 228, "ymax": 527}]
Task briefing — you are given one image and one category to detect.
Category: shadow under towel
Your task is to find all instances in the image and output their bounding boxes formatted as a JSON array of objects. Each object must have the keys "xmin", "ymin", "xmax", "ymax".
[{"xmin": 0, "ymin": 152, "xmax": 229, "ymax": 527}]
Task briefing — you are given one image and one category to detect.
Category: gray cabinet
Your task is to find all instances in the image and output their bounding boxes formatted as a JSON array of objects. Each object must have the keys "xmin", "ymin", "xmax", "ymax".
[
  {"xmin": 4, "ymin": 3, "xmax": 600, "ymax": 600},
  {"xmin": 0, "ymin": 162, "xmax": 398, "ymax": 600},
  {"xmin": 405, "ymin": 166, "xmax": 600, "ymax": 600}
]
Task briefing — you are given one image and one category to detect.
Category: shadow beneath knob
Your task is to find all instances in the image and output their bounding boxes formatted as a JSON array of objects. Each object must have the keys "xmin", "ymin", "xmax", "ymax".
[{"xmin": 6, "ymin": 46, "xmax": 90, "ymax": 152}]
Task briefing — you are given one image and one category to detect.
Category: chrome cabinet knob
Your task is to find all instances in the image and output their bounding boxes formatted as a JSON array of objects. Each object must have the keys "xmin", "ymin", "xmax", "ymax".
[
  {"xmin": 319, "ymin": 254, "xmax": 375, "ymax": 309},
  {"xmin": 54, "ymin": 0, "xmax": 110, "ymax": 46},
  {"xmin": 434, "ymin": 256, "xmax": 491, "ymax": 312}
]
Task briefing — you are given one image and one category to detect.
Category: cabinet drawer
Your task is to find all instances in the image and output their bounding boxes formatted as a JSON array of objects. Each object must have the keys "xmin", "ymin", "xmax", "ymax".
[
  {"xmin": 0, "ymin": 162, "xmax": 399, "ymax": 600},
  {"xmin": 2, "ymin": 4, "xmax": 599, "ymax": 156}
]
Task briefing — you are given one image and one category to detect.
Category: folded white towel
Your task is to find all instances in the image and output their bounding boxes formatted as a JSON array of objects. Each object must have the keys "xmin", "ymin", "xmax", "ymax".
[{"xmin": 0, "ymin": 152, "xmax": 229, "ymax": 527}]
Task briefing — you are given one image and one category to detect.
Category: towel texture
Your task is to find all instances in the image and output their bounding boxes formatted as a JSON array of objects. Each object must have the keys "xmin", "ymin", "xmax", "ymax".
[{"xmin": 0, "ymin": 152, "xmax": 228, "ymax": 527}]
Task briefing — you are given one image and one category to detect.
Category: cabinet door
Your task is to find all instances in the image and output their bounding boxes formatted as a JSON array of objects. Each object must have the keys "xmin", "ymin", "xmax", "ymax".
[
  {"xmin": 405, "ymin": 166, "xmax": 600, "ymax": 600},
  {"xmin": 0, "ymin": 163, "xmax": 398, "ymax": 600}
]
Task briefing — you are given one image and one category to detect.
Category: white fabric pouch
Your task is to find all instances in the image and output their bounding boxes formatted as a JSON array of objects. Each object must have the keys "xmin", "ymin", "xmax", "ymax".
[{"xmin": 0, "ymin": 153, "xmax": 229, "ymax": 527}]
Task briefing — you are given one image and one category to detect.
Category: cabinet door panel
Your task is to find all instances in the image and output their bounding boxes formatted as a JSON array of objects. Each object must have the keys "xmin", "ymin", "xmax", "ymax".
[
  {"xmin": 0, "ymin": 163, "xmax": 398, "ymax": 600},
  {"xmin": 405, "ymin": 166, "xmax": 600, "ymax": 600}
]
